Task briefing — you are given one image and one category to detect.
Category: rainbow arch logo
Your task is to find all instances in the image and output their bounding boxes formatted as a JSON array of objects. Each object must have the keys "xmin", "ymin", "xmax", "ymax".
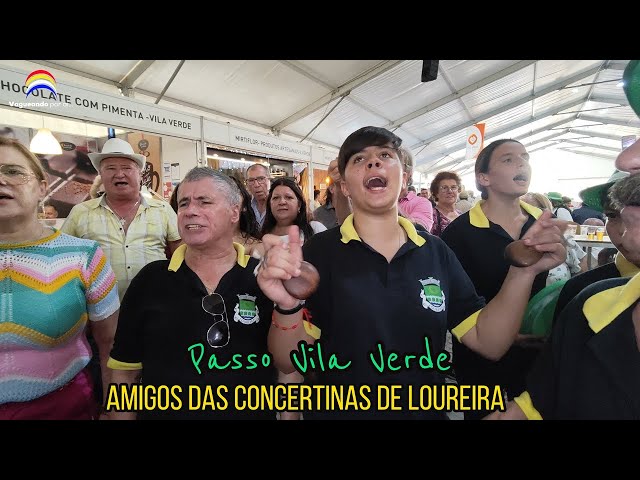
[{"xmin": 24, "ymin": 70, "xmax": 57, "ymax": 98}]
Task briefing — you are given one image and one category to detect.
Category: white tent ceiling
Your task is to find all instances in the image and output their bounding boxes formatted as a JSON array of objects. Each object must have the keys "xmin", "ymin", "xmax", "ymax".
[{"xmin": 2, "ymin": 60, "xmax": 637, "ymax": 176}]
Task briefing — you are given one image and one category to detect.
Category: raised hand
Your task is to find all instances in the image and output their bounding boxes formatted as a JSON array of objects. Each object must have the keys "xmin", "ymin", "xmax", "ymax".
[
  {"xmin": 256, "ymin": 225, "xmax": 303, "ymax": 309},
  {"xmin": 328, "ymin": 158, "xmax": 342, "ymax": 184},
  {"xmin": 517, "ymin": 210, "xmax": 568, "ymax": 274}
]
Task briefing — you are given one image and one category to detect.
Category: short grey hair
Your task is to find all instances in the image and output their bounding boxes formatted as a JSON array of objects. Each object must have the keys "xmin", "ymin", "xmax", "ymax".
[
  {"xmin": 246, "ymin": 163, "xmax": 269, "ymax": 177},
  {"xmin": 399, "ymin": 147, "xmax": 414, "ymax": 186},
  {"xmin": 180, "ymin": 167, "xmax": 242, "ymax": 207},
  {"xmin": 609, "ymin": 174, "xmax": 640, "ymax": 211},
  {"xmin": 399, "ymin": 147, "xmax": 414, "ymax": 173}
]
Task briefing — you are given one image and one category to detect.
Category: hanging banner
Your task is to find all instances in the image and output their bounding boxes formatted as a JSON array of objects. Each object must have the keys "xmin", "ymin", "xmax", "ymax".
[{"xmin": 465, "ymin": 123, "xmax": 485, "ymax": 160}]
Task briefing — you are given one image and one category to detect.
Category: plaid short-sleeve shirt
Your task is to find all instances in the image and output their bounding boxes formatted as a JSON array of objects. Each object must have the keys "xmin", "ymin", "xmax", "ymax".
[{"xmin": 61, "ymin": 195, "xmax": 181, "ymax": 300}]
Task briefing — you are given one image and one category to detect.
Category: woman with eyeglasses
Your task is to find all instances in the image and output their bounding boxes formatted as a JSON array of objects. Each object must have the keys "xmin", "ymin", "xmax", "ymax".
[
  {"xmin": 260, "ymin": 178, "xmax": 327, "ymax": 243},
  {"xmin": 429, "ymin": 171, "xmax": 463, "ymax": 237},
  {"xmin": 0, "ymin": 137, "xmax": 119, "ymax": 420}
]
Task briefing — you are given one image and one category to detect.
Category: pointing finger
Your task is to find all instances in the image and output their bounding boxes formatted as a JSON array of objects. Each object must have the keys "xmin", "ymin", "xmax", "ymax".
[{"xmin": 287, "ymin": 224, "xmax": 303, "ymax": 263}]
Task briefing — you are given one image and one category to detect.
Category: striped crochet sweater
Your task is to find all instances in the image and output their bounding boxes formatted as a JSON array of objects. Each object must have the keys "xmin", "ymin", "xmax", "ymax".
[{"xmin": 0, "ymin": 229, "xmax": 119, "ymax": 403}]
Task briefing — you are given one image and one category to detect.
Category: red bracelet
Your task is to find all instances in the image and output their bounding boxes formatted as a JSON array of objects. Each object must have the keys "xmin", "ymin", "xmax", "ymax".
[
  {"xmin": 271, "ymin": 311, "xmax": 302, "ymax": 330},
  {"xmin": 271, "ymin": 308, "xmax": 314, "ymax": 331}
]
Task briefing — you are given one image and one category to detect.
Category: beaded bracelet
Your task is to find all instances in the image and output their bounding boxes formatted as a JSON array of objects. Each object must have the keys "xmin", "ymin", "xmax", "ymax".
[{"xmin": 271, "ymin": 311, "xmax": 302, "ymax": 331}]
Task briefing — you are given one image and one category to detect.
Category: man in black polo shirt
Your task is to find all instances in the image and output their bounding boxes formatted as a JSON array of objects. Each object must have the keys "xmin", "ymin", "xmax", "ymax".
[
  {"xmin": 489, "ymin": 172, "xmax": 640, "ymax": 419},
  {"xmin": 257, "ymin": 126, "xmax": 566, "ymax": 420},
  {"xmin": 107, "ymin": 168, "xmax": 278, "ymax": 420},
  {"xmin": 552, "ymin": 170, "xmax": 638, "ymax": 325},
  {"xmin": 570, "ymin": 203, "xmax": 606, "ymax": 225}
]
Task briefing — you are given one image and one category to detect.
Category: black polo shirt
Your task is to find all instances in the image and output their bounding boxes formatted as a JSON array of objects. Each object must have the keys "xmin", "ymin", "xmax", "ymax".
[
  {"xmin": 440, "ymin": 201, "xmax": 548, "ymax": 419},
  {"xmin": 519, "ymin": 274, "xmax": 640, "ymax": 419},
  {"xmin": 571, "ymin": 205, "xmax": 606, "ymax": 225},
  {"xmin": 552, "ymin": 254, "xmax": 638, "ymax": 326},
  {"xmin": 301, "ymin": 215, "xmax": 486, "ymax": 419},
  {"xmin": 108, "ymin": 243, "xmax": 276, "ymax": 420}
]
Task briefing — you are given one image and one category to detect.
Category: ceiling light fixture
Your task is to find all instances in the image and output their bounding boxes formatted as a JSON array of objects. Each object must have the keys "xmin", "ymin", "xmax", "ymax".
[{"xmin": 29, "ymin": 127, "xmax": 62, "ymax": 155}]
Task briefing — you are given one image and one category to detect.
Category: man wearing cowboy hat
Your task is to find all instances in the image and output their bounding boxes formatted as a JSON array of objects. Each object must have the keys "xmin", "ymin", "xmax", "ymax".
[
  {"xmin": 62, "ymin": 137, "xmax": 181, "ymax": 407},
  {"xmin": 548, "ymin": 169, "xmax": 637, "ymax": 325},
  {"xmin": 62, "ymin": 137, "xmax": 181, "ymax": 301}
]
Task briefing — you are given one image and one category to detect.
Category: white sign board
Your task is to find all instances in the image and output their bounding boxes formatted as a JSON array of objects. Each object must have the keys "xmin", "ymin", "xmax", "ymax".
[
  {"xmin": 0, "ymin": 66, "xmax": 201, "ymax": 140},
  {"xmin": 228, "ymin": 126, "xmax": 311, "ymax": 162},
  {"xmin": 203, "ymin": 119, "xmax": 230, "ymax": 146},
  {"xmin": 311, "ymin": 146, "xmax": 339, "ymax": 166},
  {"xmin": 1, "ymin": 65, "xmax": 323, "ymax": 163}
]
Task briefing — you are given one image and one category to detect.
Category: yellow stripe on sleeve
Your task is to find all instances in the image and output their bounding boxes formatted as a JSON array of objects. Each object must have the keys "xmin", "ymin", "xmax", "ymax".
[
  {"xmin": 451, "ymin": 309, "xmax": 482, "ymax": 341},
  {"xmin": 107, "ymin": 357, "xmax": 143, "ymax": 370}
]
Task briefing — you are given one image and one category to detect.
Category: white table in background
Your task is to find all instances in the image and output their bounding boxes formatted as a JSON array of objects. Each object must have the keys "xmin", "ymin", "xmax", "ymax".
[{"xmin": 574, "ymin": 235, "xmax": 615, "ymax": 270}]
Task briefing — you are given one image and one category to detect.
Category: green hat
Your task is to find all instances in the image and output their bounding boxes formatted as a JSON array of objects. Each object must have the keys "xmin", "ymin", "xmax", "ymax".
[
  {"xmin": 546, "ymin": 191, "xmax": 563, "ymax": 202},
  {"xmin": 577, "ymin": 60, "xmax": 637, "ymax": 208},
  {"xmin": 623, "ymin": 60, "xmax": 640, "ymax": 118},
  {"xmin": 578, "ymin": 170, "xmax": 630, "ymax": 213}
]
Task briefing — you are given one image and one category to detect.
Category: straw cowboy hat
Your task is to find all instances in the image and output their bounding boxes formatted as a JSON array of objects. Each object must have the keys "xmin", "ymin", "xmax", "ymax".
[
  {"xmin": 88, "ymin": 138, "xmax": 146, "ymax": 172},
  {"xmin": 578, "ymin": 170, "xmax": 630, "ymax": 213}
]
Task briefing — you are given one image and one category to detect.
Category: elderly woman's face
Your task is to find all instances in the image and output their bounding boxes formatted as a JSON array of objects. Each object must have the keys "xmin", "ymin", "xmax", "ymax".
[
  {"xmin": 0, "ymin": 146, "xmax": 47, "ymax": 223},
  {"xmin": 436, "ymin": 179, "xmax": 460, "ymax": 205}
]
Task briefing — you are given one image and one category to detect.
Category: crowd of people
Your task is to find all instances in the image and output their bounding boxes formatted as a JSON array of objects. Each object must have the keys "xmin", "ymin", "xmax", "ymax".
[{"xmin": 1, "ymin": 61, "xmax": 639, "ymax": 421}]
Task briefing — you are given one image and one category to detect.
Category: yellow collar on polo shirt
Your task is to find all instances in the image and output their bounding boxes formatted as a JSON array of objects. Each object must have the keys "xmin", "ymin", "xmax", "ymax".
[
  {"xmin": 469, "ymin": 200, "xmax": 543, "ymax": 228},
  {"xmin": 340, "ymin": 213, "xmax": 426, "ymax": 247},
  {"xmin": 168, "ymin": 242, "xmax": 250, "ymax": 272},
  {"xmin": 583, "ymin": 272, "xmax": 640, "ymax": 333},
  {"xmin": 615, "ymin": 253, "xmax": 640, "ymax": 277}
]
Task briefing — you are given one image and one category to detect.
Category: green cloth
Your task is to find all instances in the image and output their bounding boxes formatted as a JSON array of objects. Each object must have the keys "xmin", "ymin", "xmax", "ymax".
[{"xmin": 521, "ymin": 280, "xmax": 568, "ymax": 336}]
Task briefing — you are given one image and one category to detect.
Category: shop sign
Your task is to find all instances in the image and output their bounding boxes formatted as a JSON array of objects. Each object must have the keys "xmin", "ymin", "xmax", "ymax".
[
  {"xmin": 228, "ymin": 126, "xmax": 311, "ymax": 162},
  {"xmin": 0, "ymin": 66, "xmax": 201, "ymax": 140}
]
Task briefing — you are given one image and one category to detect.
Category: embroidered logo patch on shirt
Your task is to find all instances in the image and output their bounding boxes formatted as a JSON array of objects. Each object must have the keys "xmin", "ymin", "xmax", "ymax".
[
  {"xmin": 234, "ymin": 294, "xmax": 260, "ymax": 324},
  {"xmin": 419, "ymin": 277, "xmax": 446, "ymax": 312}
]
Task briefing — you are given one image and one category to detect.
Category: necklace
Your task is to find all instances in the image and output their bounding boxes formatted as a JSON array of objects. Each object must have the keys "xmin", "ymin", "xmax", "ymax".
[{"xmin": 107, "ymin": 198, "xmax": 140, "ymax": 226}]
